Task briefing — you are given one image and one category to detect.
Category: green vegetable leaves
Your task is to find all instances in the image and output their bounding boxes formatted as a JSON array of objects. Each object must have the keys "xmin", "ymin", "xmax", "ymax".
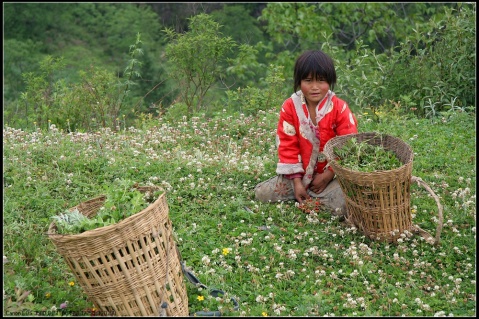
[
  {"xmin": 51, "ymin": 181, "xmax": 162, "ymax": 235},
  {"xmin": 333, "ymin": 137, "xmax": 402, "ymax": 172}
]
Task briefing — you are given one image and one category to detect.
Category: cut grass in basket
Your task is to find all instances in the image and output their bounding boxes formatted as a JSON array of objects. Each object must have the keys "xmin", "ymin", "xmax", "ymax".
[{"xmin": 334, "ymin": 136, "xmax": 403, "ymax": 172}]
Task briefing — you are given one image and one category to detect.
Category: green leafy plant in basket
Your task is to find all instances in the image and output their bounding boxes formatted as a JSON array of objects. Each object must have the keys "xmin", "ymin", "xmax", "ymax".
[
  {"xmin": 51, "ymin": 180, "xmax": 163, "ymax": 235},
  {"xmin": 333, "ymin": 137, "xmax": 402, "ymax": 172}
]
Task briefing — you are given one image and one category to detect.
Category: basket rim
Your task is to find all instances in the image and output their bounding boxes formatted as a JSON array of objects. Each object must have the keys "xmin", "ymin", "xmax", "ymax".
[
  {"xmin": 47, "ymin": 188, "xmax": 165, "ymax": 239},
  {"xmin": 324, "ymin": 132, "xmax": 413, "ymax": 176}
]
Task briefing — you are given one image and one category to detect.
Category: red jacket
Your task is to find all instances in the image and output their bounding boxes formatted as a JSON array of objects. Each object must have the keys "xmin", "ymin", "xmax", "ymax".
[{"xmin": 276, "ymin": 90, "xmax": 358, "ymax": 187}]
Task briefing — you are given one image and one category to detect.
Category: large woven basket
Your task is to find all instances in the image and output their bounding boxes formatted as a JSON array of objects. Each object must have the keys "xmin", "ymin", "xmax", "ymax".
[
  {"xmin": 48, "ymin": 187, "xmax": 188, "ymax": 316},
  {"xmin": 323, "ymin": 132, "xmax": 442, "ymax": 244}
]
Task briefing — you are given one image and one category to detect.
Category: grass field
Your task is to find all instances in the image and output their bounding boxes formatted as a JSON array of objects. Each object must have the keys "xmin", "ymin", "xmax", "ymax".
[{"xmin": 3, "ymin": 109, "xmax": 476, "ymax": 316}]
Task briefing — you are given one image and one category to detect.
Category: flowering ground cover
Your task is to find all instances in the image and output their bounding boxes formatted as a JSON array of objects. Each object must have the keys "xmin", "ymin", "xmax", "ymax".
[{"xmin": 3, "ymin": 110, "xmax": 476, "ymax": 316}]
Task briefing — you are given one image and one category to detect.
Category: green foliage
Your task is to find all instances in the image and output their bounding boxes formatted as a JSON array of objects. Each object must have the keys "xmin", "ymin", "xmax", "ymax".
[
  {"xmin": 259, "ymin": 3, "xmax": 455, "ymax": 54},
  {"xmin": 163, "ymin": 13, "xmax": 237, "ymax": 118},
  {"xmin": 87, "ymin": 4, "xmax": 174, "ymax": 110},
  {"xmin": 224, "ymin": 64, "xmax": 286, "ymax": 115},
  {"xmin": 162, "ymin": 102, "xmax": 189, "ymax": 123},
  {"xmin": 333, "ymin": 137, "xmax": 403, "ymax": 172},
  {"xmin": 225, "ymin": 43, "xmax": 267, "ymax": 88},
  {"xmin": 51, "ymin": 209, "xmax": 92, "ymax": 234},
  {"xmin": 3, "ymin": 3, "xmax": 76, "ymax": 47},
  {"xmin": 258, "ymin": 3, "xmax": 329, "ymax": 77},
  {"xmin": 4, "ymin": 2, "xmax": 475, "ymax": 130},
  {"xmin": 210, "ymin": 4, "xmax": 265, "ymax": 46},
  {"xmin": 52, "ymin": 180, "xmax": 162, "ymax": 234},
  {"xmin": 386, "ymin": 3, "xmax": 476, "ymax": 116},
  {"xmin": 318, "ymin": 36, "xmax": 373, "ymax": 114},
  {"xmin": 3, "ymin": 39, "xmax": 45, "ymax": 104},
  {"xmin": 11, "ymin": 34, "xmax": 149, "ymax": 132},
  {"xmin": 3, "ymin": 286, "xmax": 40, "ymax": 314},
  {"xmin": 257, "ymin": 2, "xmax": 475, "ymax": 117},
  {"xmin": 259, "ymin": 3, "xmax": 323, "ymax": 52},
  {"xmin": 209, "ymin": 4, "xmax": 269, "ymax": 90},
  {"xmin": 65, "ymin": 66, "xmax": 123, "ymax": 131},
  {"xmin": 3, "ymin": 3, "xmax": 170, "ymax": 126},
  {"xmin": 18, "ymin": 56, "xmax": 67, "ymax": 130},
  {"xmin": 116, "ymin": 32, "xmax": 144, "ymax": 116},
  {"xmin": 331, "ymin": 3, "xmax": 476, "ymax": 117}
]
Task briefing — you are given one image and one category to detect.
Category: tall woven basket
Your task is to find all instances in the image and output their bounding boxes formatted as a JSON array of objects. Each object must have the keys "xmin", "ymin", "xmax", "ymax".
[
  {"xmin": 48, "ymin": 187, "xmax": 189, "ymax": 316},
  {"xmin": 323, "ymin": 132, "xmax": 443, "ymax": 244}
]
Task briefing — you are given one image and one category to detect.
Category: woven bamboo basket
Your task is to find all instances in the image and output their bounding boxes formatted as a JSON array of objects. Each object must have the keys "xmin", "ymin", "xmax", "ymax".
[
  {"xmin": 47, "ymin": 187, "xmax": 189, "ymax": 316},
  {"xmin": 323, "ymin": 132, "xmax": 443, "ymax": 244}
]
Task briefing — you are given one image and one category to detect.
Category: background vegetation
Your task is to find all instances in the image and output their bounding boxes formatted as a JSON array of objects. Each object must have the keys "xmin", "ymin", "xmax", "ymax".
[
  {"xmin": 3, "ymin": 2, "xmax": 475, "ymax": 129},
  {"xmin": 3, "ymin": 2, "xmax": 476, "ymax": 317}
]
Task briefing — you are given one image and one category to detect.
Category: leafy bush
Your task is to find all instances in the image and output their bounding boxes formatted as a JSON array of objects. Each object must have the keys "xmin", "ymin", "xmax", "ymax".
[
  {"xmin": 4, "ymin": 3, "xmax": 475, "ymax": 131},
  {"xmin": 384, "ymin": 3, "xmax": 475, "ymax": 117},
  {"xmin": 317, "ymin": 3, "xmax": 476, "ymax": 119},
  {"xmin": 224, "ymin": 64, "xmax": 286, "ymax": 116},
  {"xmin": 163, "ymin": 13, "xmax": 237, "ymax": 118},
  {"xmin": 3, "ymin": 3, "xmax": 169, "ymax": 123},
  {"xmin": 11, "ymin": 35, "xmax": 147, "ymax": 132}
]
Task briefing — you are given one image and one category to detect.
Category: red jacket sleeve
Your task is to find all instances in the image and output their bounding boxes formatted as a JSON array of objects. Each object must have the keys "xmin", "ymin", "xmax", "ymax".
[
  {"xmin": 333, "ymin": 99, "xmax": 358, "ymax": 136},
  {"xmin": 276, "ymin": 99, "xmax": 305, "ymax": 175}
]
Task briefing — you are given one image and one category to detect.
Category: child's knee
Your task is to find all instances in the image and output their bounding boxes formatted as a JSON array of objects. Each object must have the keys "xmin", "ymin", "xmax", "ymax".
[{"xmin": 317, "ymin": 180, "xmax": 348, "ymax": 216}]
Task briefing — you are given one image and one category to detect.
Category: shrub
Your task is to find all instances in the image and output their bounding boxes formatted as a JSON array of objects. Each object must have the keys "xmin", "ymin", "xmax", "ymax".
[
  {"xmin": 224, "ymin": 64, "xmax": 286, "ymax": 116},
  {"xmin": 13, "ymin": 34, "xmax": 146, "ymax": 132},
  {"xmin": 376, "ymin": 3, "xmax": 476, "ymax": 117},
  {"xmin": 163, "ymin": 13, "xmax": 237, "ymax": 119},
  {"xmin": 329, "ymin": 3, "xmax": 475, "ymax": 118}
]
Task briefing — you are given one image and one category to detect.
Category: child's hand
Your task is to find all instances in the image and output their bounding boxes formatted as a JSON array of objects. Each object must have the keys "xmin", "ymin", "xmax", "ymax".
[
  {"xmin": 310, "ymin": 170, "xmax": 335, "ymax": 194},
  {"xmin": 293, "ymin": 178, "xmax": 310, "ymax": 203}
]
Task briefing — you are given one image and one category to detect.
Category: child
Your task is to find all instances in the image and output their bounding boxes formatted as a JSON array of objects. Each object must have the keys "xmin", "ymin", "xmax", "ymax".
[{"xmin": 254, "ymin": 49, "xmax": 358, "ymax": 216}]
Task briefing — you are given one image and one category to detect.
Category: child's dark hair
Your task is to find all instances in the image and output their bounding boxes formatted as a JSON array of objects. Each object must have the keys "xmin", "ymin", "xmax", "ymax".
[{"xmin": 293, "ymin": 50, "xmax": 337, "ymax": 92}]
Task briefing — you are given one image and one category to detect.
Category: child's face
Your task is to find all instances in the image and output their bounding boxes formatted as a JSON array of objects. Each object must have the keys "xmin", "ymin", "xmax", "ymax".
[{"xmin": 301, "ymin": 74, "xmax": 330, "ymax": 107}]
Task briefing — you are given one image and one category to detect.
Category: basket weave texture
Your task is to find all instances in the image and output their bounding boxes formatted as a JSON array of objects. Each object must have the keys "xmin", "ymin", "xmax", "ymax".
[
  {"xmin": 48, "ymin": 189, "xmax": 188, "ymax": 316},
  {"xmin": 323, "ymin": 132, "xmax": 414, "ymax": 242}
]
